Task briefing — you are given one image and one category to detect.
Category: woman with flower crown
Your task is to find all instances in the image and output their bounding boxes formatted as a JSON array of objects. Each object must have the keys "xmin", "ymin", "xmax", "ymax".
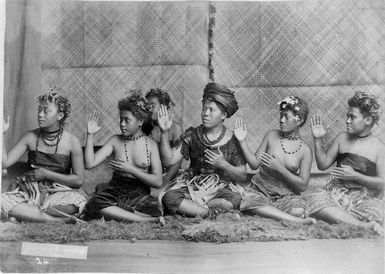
[
  {"xmin": 2, "ymin": 89, "xmax": 87, "ymax": 223},
  {"xmin": 84, "ymin": 92, "xmax": 164, "ymax": 223},
  {"xmin": 157, "ymin": 83, "xmax": 247, "ymax": 218},
  {"xmin": 233, "ymin": 95, "xmax": 315, "ymax": 224},
  {"xmin": 307, "ymin": 91, "xmax": 384, "ymax": 232}
]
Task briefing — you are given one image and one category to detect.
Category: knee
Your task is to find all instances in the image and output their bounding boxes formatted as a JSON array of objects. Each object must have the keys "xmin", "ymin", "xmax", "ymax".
[
  {"xmin": 289, "ymin": 207, "xmax": 305, "ymax": 217},
  {"xmin": 161, "ymin": 190, "xmax": 184, "ymax": 213}
]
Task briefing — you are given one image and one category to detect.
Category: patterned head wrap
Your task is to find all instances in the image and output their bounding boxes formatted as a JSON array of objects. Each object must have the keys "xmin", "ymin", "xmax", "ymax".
[{"xmin": 202, "ymin": 83, "xmax": 239, "ymax": 118}]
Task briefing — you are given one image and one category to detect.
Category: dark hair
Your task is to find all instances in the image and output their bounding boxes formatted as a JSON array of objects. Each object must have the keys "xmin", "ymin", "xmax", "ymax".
[
  {"xmin": 37, "ymin": 88, "xmax": 71, "ymax": 126},
  {"xmin": 348, "ymin": 91, "xmax": 381, "ymax": 124},
  {"xmin": 279, "ymin": 95, "xmax": 309, "ymax": 127},
  {"xmin": 145, "ymin": 88, "xmax": 175, "ymax": 109},
  {"xmin": 118, "ymin": 91, "xmax": 152, "ymax": 122}
]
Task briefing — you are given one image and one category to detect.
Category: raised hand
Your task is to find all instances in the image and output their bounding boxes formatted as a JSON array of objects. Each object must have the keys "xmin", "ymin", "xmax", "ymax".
[
  {"xmin": 157, "ymin": 105, "xmax": 173, "ymax": 132},
  {"xmin": 204, "ymin": 147, "xmax": 227, "ymax": 169},
  {"xmin": 87, "ymin": 112, "xmax": 102, "ymax": 134},
  {"xmin": 3, "ymin": 115, "xmax": 10, "ymax": 133},
  {"xmin": 233, "ymin": 117, "xmax": 247, "ymax": 142},
  {"xmin": 310, "ymin": 115, "xmax": 327, "ymax": 139}
]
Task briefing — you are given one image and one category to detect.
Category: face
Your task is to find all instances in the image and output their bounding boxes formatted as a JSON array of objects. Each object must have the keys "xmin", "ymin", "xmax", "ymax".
[
  {"xmin": 37, "ymin": 102, "xmax": 63, "ymax": 129},
  {"xmin": 148, "ymin": 97, "xmax": 161, "ymax": 121},
  {"xmin": 279, "ymin": 109, "xmax": 300, "ymax": 133},
  {"xmin": 346, "ymin": 106, "xmax": 371, "ymax": 134},
  {"xmin": 201, "ymin": 100, "xmax": 226, "ymax": 129},
  {"xmin": 119, "ymin": 110, "xmax": 142, "ymax": 136}
]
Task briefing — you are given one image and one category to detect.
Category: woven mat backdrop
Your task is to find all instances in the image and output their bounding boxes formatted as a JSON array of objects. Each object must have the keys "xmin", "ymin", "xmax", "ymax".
[
  {"xmin": 212, "ymin": 1, "xmax": 385, "ymax": 87},
  {"xmin": 41, "ymin": 1, "xmax": 209, "ymax": 144}
]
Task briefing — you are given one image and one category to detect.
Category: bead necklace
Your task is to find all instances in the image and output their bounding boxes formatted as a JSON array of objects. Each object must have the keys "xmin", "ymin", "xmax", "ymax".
[
  {"xmin": 197, "ymin": 125, "xmax": 226, "ymax": 147},
  {"xmin": 39, "ymin": 127, "xmax": 63, "ymax": 152},
  {"xmin": 123, "ymin": 133, "xmax": 145, "ymax": 141},
  {"xmin": 123, "ymin": 134, "xmax": 150, "ymax": 168},
  {"xmin": 280, "ymin": 134, "xmax": 303, "ymax": 154}
]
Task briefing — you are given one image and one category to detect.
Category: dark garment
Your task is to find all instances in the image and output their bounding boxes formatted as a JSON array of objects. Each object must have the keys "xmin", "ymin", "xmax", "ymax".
[
  {"xmin": 177, "ymin": 126, "xmax": 246, "ymax": 182},
  {"xmin": 85, "ymin": 174, "xmax": 161, "ymax": 218},
  {"xmin": 162, "ymin": 186, "xmax": 242, "ymax": 213},
  {"xmin": 306, "ymin": 153, "xmax": 383, "ymax": 223},
  {"xmin": 160, "ymin": 126, "xmax": 245, "ymax": 213},
  {"xmin": 335, "ymin": 153, "xmax": 378, "ymax": 192},
  {"xmin": 28, "ymin": 150, "xmax": 71, "ymax": 174}
]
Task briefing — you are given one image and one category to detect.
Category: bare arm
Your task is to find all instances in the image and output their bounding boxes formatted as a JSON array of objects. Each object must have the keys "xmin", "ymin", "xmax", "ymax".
[
  {"xmin": 158, "ymin": 105, "xmax": 183, "ymax": 167},
  {"xmin": 233, "ymin": 117, "xmax": 262, "ymax": 170},
  {"xmin": 2, "ymin": 132, "xmax": 31, "ymax": 168},
  {"xmin": 84, "ymin": 113, "xmax": 113, "ymax": 169},
  {"xmin": 162, "ymin": 122, "xmax": 183, "ymax": 184},
  {"xmin": 311, "ymin": 115, "xmax": 339, "ymax": 170}
]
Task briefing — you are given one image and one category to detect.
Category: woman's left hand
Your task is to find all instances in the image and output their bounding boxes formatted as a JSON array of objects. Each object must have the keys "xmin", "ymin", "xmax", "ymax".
[
  {"xmin": 109, "ymin": 159, "xmax": 134, "ymax": 174},
  {"xmin": 260, "ymin": 152, "xmax": 281, "ymax": 171},
  {"xmin": 27, "ymin": 165, "xmax": 49, "ymax": 181},
  {"xmin": 331, "ymin": 165, "xmax": 357, "ymax": 181},
  {"xmin": 204, "ymin": 147, "xmax": 227, "ymax": 169}
]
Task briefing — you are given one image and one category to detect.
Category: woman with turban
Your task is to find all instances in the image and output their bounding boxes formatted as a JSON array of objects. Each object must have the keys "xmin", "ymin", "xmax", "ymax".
[{"xmin": 157, "ymin": 83, "xmax": 247, "ymax": 217}]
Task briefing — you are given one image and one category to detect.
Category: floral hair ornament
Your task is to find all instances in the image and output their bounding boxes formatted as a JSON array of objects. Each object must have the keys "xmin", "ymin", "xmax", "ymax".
[{"xmin": 278, "ymin": 95, "xmax": 301, "ymax": 121}]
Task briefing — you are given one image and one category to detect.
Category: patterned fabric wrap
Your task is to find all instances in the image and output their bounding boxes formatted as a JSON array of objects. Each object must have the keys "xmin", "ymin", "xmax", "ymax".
[
  {"xmin": 176, "ymin": 126, "xmax": 246, "ymax": 181},
  {"xmin": 85, "ymin": 173, "xmax": 161, "ymax": 218},
  {"xmin": 159, "ymin": 126, "xmax": 246, "ymax": 211},
  {"xmin": 233, "ymin": 169, "xmax": 305, "ymax": 212},
  {"xmin": 305, "ymin": 153, "xmax": 384, "ymax": 223},
  {"xmin": 1, "ymin": 151, "xmax": 87, "ymax": 217}
]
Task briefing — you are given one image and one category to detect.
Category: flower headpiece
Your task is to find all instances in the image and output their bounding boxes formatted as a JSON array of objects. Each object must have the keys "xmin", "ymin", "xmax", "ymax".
[
  {"xmin": 119, "ymin": 90, "xmax": 152, "ymax": 120},
  {"xmin": 278, "ymin": 95, "xmax": 301, "ymax": 121},
  {"xmin": 37, "ymin": 87, "xmax": 71, "ymax": 126}
]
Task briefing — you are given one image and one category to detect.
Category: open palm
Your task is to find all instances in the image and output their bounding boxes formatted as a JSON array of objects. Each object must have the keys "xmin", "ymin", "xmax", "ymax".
[
  {"xmin": 87, "ymin": 112, "xmax": 102, "ymax": 134},
  {"xmin": 233, "ymin": 117, "xmax": 247, "ymax": 141},
  {"xmin": 310, "ymin": 115, "xmax": 327, "ymax": 138},
  {"xmin": 157, "ymin": 105, "xmax": 173, "ymax": 132}
]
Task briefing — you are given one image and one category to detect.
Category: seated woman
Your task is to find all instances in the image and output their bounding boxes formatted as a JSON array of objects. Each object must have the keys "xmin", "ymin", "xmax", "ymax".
[
  {"xmin": 145, "ymin": 88, "xmax": 183, "ymax": 186},
  {"xmin": 84, "ymin": 92, "xmax": 164, "ymax": 223},
  {"xmin": 1, "ymin": 89, "xmax": 86, "ymax": 223},
  {"xmin": 158, "ymin": 83, "xmax": 247, "ymax": 217},
  {"xmin": 308, "ymin": 91, "xmax": 384, "ymax": 232},
  {"xmin": 233, "ymin": 95, "xmax": 314, "ymax": 224}
]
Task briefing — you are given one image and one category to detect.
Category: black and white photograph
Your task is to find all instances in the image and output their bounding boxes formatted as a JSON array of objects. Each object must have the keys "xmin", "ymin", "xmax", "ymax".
[{"xmin": 0, "ymin": 0, "xmax": 384, "ymax": 273}]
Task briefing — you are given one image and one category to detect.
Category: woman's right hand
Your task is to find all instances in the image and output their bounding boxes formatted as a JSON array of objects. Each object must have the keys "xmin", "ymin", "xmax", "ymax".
[
  {"xmin": 310, "ymin": 115, "xmax": 327, "ymax": 139},
  {"xmin": 3, "ymin": 115, "xmax": 10, "ymax": 133},
  {"xmin": 233, "ymin": 117, "xmax": 247, "ymax": 142},
  {"xmin": 87, "ymin": 112, "xmax": 102, "ymax": 134},
  {"xmin": 157, "ymin": 105, "xmax": 173, "ymax": 132}
]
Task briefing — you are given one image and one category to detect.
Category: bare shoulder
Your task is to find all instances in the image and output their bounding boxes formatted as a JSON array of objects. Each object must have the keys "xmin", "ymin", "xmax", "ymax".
[
  {"xmin": 266, "ymin": 129, "xmax": 280, "ymax": 139},
  {"xmin": 147, "ymin": 136, "xmax": 159, "ymax": 150},
  {"xmin": 301, "ymin": 141, "xmax": 312, "ymax": 157},
  {"xmin": 373, "ymin": 136, "xmax": 385, "ymax": 152},
  {"xmin": 171, "ymin": 121, "xmax": 183, "ymax": 137},
  {"xmin": 62, "ymin": 130, "xmax": 82, "ymax": 150}
]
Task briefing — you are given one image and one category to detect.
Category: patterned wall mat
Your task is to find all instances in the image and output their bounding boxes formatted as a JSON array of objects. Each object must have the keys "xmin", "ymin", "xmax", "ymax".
[
  {"xmin": 223, "ymin": 85, "xmax": 385, "ymax": 172},
  {"xmin": 41, "ymin": 1, "xmax": 209, "ymax": 69},
  {"xmin": 42, "ymin": 65, "xmax": 209, "ymax": 145},
  {"xmin": 213, "ymin": 1, "xmax": 385, "ymax": 87}
]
